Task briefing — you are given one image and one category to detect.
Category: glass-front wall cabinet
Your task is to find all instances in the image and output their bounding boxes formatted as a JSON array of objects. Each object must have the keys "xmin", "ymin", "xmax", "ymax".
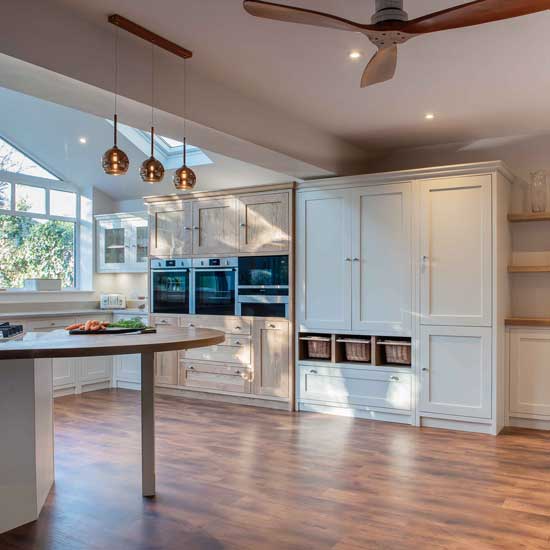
[{"xmin": 96, "ymin": 212, "xmax": 148, "ymax": 273}]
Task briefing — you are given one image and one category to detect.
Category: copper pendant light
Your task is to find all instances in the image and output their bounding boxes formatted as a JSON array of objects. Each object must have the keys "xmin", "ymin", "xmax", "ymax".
[
  {"xmin": 103, "ymin": 27, "xmax": 129, "ymax": 176},
  {"xmin": 174, "ymin": 58, "xmax": 196, "ymax": 191},
  {"xmin": 141, "ymin": 43, "xmax": 164, "ymax": 184}
]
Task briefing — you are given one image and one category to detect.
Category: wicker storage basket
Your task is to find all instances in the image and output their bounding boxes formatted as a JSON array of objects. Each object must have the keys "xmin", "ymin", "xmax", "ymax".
[
  {"xmin": 380, "ymin": 340, "xmax": 412, "ymax": 365},
  {"xmin": 337, "ymin": 338, "xmax": 371, "ymax": 362},
  {"xmin": 300, "ymin": 336, "xmax": 331, "ymax": 359}
]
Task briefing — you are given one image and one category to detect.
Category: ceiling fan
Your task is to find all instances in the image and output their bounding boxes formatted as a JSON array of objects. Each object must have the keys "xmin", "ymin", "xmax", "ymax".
[{"xmin": 243, "ymin": 0, "xmax": 550, "ymax": 87}]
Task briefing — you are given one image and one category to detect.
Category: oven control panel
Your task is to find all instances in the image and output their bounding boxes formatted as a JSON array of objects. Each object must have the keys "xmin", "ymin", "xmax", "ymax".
[{"xmin": 192, "ymin": 257, "xmax": 238, "ymax": 268}]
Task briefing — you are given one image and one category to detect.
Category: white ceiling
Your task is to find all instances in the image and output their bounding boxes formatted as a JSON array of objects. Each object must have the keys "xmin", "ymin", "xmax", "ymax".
[
  {"xmin": 0, "ymin": 86, "xmax": 292, "ymax": 200},
  {"xmin": 50, "ymin": 0, "xmax": 550, "ymax": 153}
]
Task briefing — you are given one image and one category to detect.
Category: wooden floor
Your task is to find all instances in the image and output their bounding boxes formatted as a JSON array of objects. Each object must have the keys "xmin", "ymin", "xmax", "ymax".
[{"xmin": 1, "ymin": 390, "xmax": 550, "ymax": 549}]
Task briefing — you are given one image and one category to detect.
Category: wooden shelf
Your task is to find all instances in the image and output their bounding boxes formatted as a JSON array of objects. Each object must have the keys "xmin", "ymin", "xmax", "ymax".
[
  {"xmin": 508, "ymin": 265, "xmax": 550, "ymax": 273},
  {"xmin": 508, "ymin": 213, "xmax": 550, "ymax": 223},
  {"xmin": 506, "ymin": 317, "xmax": 550, "ymax": 327}
]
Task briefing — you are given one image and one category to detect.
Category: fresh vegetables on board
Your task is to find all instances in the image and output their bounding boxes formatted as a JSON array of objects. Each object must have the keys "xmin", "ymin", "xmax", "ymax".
[{"xmin": 65, "ymin": 318, "xmax": 147, "ymax": 332}]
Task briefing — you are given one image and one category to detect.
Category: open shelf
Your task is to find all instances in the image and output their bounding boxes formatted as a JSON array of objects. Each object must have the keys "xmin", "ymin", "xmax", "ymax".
[
  {"xmin": 508, "ymin": 265, "xmax": 550, "ymax": 273},
  {"xmin": 508, "ymin": 212, "xmax": 550, "ymax": 223},
  {"xmin": 506, "ymin": 317, "xmax": 550, "ymax": 327}
]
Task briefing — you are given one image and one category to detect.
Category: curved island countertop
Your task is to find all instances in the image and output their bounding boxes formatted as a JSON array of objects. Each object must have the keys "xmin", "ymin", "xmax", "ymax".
[{"xmin": 0, "ymin": 326, "xmax": 225, "ymax": 360}]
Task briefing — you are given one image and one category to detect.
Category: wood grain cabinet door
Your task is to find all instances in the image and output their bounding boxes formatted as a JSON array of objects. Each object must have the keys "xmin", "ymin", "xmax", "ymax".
[
  {"xmin": 296, "ymin": 189, "xmax": 353, "ymax": 331},
  {"xmin": 419, "ymin": 325, "xmax": 492, "ymax": 419},
  {"xmin": 238, "ymin": 193, "xmax": 289, "ymax": 253},
  {"xmin": 252, "ymin": 319, "xmax": 289, "ymax": 398},
  {"xmin": 192, "ymin": 198, "xmax": 238, "ymax": 255},
  {"xmin": 351, "ymin": 183, "xmax": 412, "ymax": 336},
  {"xmin": 420, "ymin": 175, "xmax": 492, "ymax": 326},
  {"xmin": 154, "ymin": 351, "xmax": 179, "ymax": 386},
  {"xmin": 149, "ymin": 201, "xmax": 192, "ymax": 257}
]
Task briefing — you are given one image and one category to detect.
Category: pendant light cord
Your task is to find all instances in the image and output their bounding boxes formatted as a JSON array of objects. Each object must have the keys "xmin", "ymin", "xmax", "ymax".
[
  {"xmin": 151, "ymin": 41, "xmax": 155, "ymax": 158},
  {"xmin": 114, "ymin": 26, "xmax": 119, "ymax": 146},
  {"xmin": 183, "ymin": 57, "xmax": 187, "ymax": 166}
]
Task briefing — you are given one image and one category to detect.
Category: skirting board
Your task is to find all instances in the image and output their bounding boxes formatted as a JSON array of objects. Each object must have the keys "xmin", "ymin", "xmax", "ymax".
[
  {"xmin": 298, "ymin": 401, "xmax": 413, "ymax": 425},
  {"xmin": 156, "ymin": 386, "xmax": 290, "ymax": 411},
  {"xmin": 420, "ymin": 416, "xmax": 495, "ymax": 435},
  {"xmin": 53, "ymin": 380, "xmax": 111, "ymax": 399},
  {"xmin": 508, "ymin": 416, "xmax": 550, "ymax": 431}
]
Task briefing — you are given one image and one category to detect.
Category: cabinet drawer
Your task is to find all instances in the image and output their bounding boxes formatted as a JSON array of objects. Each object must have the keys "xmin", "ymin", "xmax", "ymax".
[
  {"xmin": 299, "ymin": 365, "xmax": 411, "ymax": 412},
  {"xmin": 180, "ymin": 362, "xmax": 250, "ymax": 393},
  {"xmin": 150, "ymin": 315, "xmax": 179, "ymax": 327},
  {"xmin": 182, "ymin": 336, "xmax": 250, "ymax": 364},
  {"xmin": 26, "ymin": 316, "xmax": 75, "ymax": 331},
  {"xmin": 179, "ymin": 315, "xmax": 251, "ymax": 335}
]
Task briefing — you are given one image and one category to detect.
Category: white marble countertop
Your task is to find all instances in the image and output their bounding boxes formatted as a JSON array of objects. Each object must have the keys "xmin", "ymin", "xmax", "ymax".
[{"xmin": 0, "ymin": 308, "xmax": 149, "ymax": 320}]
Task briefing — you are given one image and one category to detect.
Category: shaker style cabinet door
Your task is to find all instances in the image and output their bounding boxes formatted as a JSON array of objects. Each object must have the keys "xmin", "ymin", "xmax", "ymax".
[
  {"xmin": 192, "ymin": 198, "xmax": 238, "ymax": 255},
  {"xmin": 420, "ymin": 175, "xmax": 492, "ymax": 326},
  {"xmin": 351, "ymin": 183, "xmax": 412, "ymax": 335},
  {"xmin": 238, "ymin": 192, "xmax": 290, "ymax": 253},
  {"xmin": 149, "ymin": 201, "xmax": 193, "ymax": 257},
  {"xmin": 297, "ymin": 189, "xmax": 353, "ymax": 331},
  {"xmin": 97, "ymin": 217, "xmax": 128, "ymax": 272},
  {"xmin": 252, "ymin": 319, "xmax": 289, "ymax": 398},
  {"xmin": 419, "ymin": 325, "xmax": 492, "ymax": 419},
  {"xmin": 154, "ymin": 351, "xmax": 179, "ymax": 386}
]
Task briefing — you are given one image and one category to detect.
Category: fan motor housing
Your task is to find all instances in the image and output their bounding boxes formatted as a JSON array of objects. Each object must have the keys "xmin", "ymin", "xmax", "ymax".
[{"xmin": 372, "ymin": 0, "xmax": 408, "ymax": 24}]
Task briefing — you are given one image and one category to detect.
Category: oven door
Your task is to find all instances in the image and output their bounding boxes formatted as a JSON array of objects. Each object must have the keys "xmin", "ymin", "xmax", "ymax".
[
  {"xmin": 236, "ymin": 295, "xmax": 289, "ymax": 318},
  {"xmin": 193, "ymin": 268, "xmax": 237, "ymax": 315},
  {"xmin": 151, "ymin": 269, "xmax": 190, "ymax": 314},
  {"xmin": 238, "ymin": 255, "xmax": 289, "ymax": 287}
]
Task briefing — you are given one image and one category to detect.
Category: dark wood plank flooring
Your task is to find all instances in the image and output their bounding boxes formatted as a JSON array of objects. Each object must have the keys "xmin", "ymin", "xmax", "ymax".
[{"xmin": 1, "ymin": 389, "xmax": 550, "ymax": 549}]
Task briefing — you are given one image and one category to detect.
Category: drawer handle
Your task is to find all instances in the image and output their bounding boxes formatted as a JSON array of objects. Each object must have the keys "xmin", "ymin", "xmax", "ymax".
[
  {"xmin": 390, "ymin": 376, "xmax": 400, "ymax": 382},
  {"xmin": 189, "ymin": 323, "xmax": 195, "ymax": 327},
  {"xmin": 235, "ymin": 326, "xmax": 241, "ymax": 330},
  {"xmin": 188, "ymin": 365, "xmax": 195, "ymax": 370},
  {"xmin": 235, "ymin": 370, "xmax": 241, "ymax": 375},
  {"xmin": 309, "ymin": 369, "xmax": 318, "ymax": 374},
  {"xmin": 235, "ymin": 341, "xmax": 241, "ymax": 345},
  {"xmin": 269, "ymin": 324, "xmax": 276, "ymax": 328}
]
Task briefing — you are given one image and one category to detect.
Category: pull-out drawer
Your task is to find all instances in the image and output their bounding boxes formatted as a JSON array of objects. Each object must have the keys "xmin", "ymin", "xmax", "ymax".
[
  {"xmin": 150, "ymin": 315, "xmax": 179, "ymax": 327},
  {"xmin": 180, "ymin": 361, "xmax": 251, "ymax": 393},
  {"xmin": 298, "ymin": 365, "xmax": 412, "ymax": 412},
  {"xmin": 182, "ymin": 335, "xmax": 250, "ymax": 364},
  {"xmin": 179, "ymin": 315, "xmax": 251, "ymax": 335},
  {"xmin": 26, "ymin": 316, "xmax": 76, "ymax": 332}
]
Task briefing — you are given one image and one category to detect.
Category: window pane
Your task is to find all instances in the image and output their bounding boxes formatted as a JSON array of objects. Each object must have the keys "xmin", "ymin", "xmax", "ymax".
[
  {"xmin": 50, "ymin": 189, "xmax": 76, "ymax": 218},
  {"xmin": 0, "ymin": 136, "xmax": 59, "ymax": 180},
  {"xmin": 0, "ymin": 182, "xmax": 11, "ymax": 210},
  {"xmin": 15, "ymin": 184, "xmax": 46, "ymax": 214},
  {"xmin": 0, "ymin": 215, "xmax": 75, "ymax": 288}
]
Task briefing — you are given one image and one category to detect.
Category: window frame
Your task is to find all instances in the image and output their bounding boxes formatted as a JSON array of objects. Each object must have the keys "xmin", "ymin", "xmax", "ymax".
[{"xmin": 0, "ymin": 171, "xmax": 81, "ymax": 290}]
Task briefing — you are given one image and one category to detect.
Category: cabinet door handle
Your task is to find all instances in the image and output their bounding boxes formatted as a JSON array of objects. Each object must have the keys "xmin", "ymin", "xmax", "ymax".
[
  {"xmin": 184, "ymin": 226, "xmax": 192, "ymax": 231},
  {"xmin": 309, "ymin": 369, "xmax": 318, "ymax": 374},
  {"xmin": 240, "ymin": 223, "xmax": 247, "ymax": 228},
  {"xmin": 189, "ymin": 323, "xmax": 195, "ymax": 327},
  {"xmin": 390, "ymin": 376, "xmax": 400, "ymax": 382},
  {"xmin": 193, "ymin": 226, "xmax": 199, "ymax": 230},
  {"xmin": 421, "ymin": 368, "xmax": 429, "ymax": 372},
  {"xmin": 345, "ymin": 257, "xmax": 351, "ymax": 262},
  {"xmin": 352, "ymin": 257, "xmax": 360, "ymax": 262}
]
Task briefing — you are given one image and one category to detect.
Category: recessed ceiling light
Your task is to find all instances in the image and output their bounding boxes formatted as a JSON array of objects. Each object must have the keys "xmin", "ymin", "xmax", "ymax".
[
  {"xmin": 79, "ymin": 137, "xmax": 87, "ymax": 144},
  {"xmin": 425, "ymin": 113, "xmax": 435, "ymax": 120},
  {"xmin": 349, "ymin": 51, "xmax": 362, "ymax": 60}
]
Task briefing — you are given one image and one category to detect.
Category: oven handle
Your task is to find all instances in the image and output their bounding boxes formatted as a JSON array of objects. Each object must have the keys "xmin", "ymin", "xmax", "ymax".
[{"xmin": 192, "ymin": 268, "xmax": 237, "ymax": 272}]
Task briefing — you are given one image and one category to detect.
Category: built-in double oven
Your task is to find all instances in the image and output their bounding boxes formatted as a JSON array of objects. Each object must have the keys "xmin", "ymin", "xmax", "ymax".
[
  {"xmin": 151, "ymin": 257, "xmax": 238, "ymax": 316},
  {"xmin": 151, "ymin": 255, "xmax": 288, "ymax": 318}
]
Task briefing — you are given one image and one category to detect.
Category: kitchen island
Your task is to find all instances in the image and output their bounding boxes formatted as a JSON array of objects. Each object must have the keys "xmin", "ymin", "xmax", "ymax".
[{"xmin": 0, "ymin": 326, "xmax": 224, "ymax": 534}]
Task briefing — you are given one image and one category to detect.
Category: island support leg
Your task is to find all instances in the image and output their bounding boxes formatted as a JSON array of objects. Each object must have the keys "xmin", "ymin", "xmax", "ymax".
[
  {"xmin": 140, "ymin": 352, "xmax": 155, "ymax": 497},
  {"xmin": 0, "ymin": 358, "xmax": 54, "ymax": 534}
]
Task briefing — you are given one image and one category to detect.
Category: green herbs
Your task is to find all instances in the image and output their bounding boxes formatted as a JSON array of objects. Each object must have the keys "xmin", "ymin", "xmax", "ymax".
[{"xmin": 109, "ymin": 318, "xmax": 146, "ymax": 329}]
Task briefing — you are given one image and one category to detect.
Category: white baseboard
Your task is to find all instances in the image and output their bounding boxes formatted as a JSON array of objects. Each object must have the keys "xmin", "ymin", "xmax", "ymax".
[
  {"xmin": 508, "ymin": 416, "xmax": 550, "ymax": 431},
  {"xmin": 298, "ymin": 401, "xmax": 413, "ymax": 425}
]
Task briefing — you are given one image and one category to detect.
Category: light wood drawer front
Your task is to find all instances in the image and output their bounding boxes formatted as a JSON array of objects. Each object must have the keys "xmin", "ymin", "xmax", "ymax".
[
  {"xmin": 180, "ymin": 362, "xmax": 250, "ymax": 393},
  {"xmin": 299, "ymin": 365, "xmax": 412, "ymax": 412},
  {"xmin": 182, "ymin": 337, "xmax": 250, "ymax": 364},
  {"xmin": 179, "ymin": 315, "xmax": 251, "ymax": 335},
  {"xmin": 151, "ymin": 316, "xmax": 178, "ymax": 327},
  {"xmin": 26, "ymin": 316, "xmax": 76, "ymax": 331}
]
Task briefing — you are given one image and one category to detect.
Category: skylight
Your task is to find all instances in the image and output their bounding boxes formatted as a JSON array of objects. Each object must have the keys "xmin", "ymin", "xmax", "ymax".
[
  {"xmin": 0, "ymin": 136, "xmax": 59, "ymax": 180},
  {"xmin": 107, "ymin": 120, "xmax": 213, "ymax": 170}
]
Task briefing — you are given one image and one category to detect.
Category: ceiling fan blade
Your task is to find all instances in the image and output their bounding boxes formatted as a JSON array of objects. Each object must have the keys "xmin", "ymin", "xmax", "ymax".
[
  {"xmin": 243, "ymin": 0, "xmax": 367, "ymax": 32},
  {"xmin": 404, "ymin": 0, "xmax": 550, "ymax": 34},
  {"xmin": 361, "ymin": 46, "xmax": 397, "ymax": 88}
]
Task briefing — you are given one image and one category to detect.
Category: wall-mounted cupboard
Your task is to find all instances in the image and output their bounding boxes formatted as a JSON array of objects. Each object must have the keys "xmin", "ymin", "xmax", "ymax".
[
  {"xmin": 147, "ymin": 188, "xmax": 291, "ymax": 257},
  {"xmin": 296, "ymin": 162, "xmax": 513, "ymax": 434},
  {"xmin": 95, "ymin": 212, "xmax": 148, "ymax": 273}
]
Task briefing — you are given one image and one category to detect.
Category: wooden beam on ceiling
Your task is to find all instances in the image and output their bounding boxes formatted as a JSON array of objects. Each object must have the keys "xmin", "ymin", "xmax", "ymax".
[{"xmin": 108, "ymin": 14, "xmax": 193, "ymax": 59}]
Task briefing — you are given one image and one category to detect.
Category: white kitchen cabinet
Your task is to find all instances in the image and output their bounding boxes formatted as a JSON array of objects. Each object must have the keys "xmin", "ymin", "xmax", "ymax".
[
  {"xmin": 420, "ymin": 175, "xmax": 492, "ymax": 326},
  {"xmin": 419, "ymin": 325, "xmax": 492, "ymax": 419},
  {"xmin": 79, "ymin": 357, "xmax": 113, "ymax": 384},
  {"xmin": 351, "ymin": 183, "xmax": 412, "ymax": 335},
  {"xmin": 510, "ymin": 330, "xmax": 550, "ymax": 417},
  {"xmin": 53, "ymin": 357, "xmax": 77, "ymax": 388},
  {"xmin": 297, "ymin": 189, "xmax": 353, "ymax": 330},
  {"xmin": 113, "ymin": 355, "xmax": 141, "ymax": 386},
  {"xmin": 96, "ymin": 212, "xmax": 148, "ymax": 272}
]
